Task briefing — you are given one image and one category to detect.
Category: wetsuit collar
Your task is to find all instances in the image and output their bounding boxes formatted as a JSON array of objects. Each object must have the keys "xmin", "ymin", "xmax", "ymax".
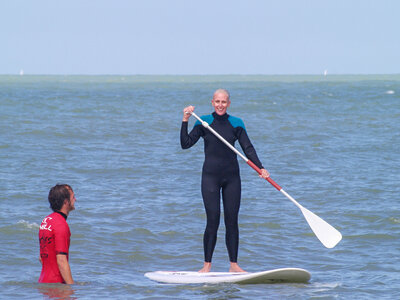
[
  {"xmin": 56, "ymin": 211, "xmax": 68, "ymax": 220},
  {"xmin": 212, "ymin": 112, "xmax": 229, "ymax": 121}
]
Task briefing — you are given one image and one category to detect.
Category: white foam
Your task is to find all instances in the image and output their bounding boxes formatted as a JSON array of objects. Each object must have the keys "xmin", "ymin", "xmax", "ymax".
[{"xmin": 18, "ymin": 220, "xmax": 40, "ymax": 229}]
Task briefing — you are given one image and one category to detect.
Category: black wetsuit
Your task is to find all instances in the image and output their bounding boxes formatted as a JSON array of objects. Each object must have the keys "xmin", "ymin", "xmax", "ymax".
[{"xmin": 180, "ymin": 112, "xmax": 264, "ymax": 263}]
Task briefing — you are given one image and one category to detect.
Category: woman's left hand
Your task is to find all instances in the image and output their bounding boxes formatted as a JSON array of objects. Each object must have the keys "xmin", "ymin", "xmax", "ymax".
[{"xmin": 259, "ymin": 169, "xmax": 270, "ymax": 179}]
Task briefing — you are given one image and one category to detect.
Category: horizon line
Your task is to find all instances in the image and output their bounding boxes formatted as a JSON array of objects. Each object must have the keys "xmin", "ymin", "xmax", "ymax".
[{"xmin": 1, "ymin": 73, "xmax": 400, "ymax": 76}]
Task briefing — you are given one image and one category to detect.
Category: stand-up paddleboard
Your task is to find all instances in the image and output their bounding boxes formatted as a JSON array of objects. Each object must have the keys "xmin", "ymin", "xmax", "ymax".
[{"xmin": 145, "ymin": 268, "xmax": 310, "ymax": 284}]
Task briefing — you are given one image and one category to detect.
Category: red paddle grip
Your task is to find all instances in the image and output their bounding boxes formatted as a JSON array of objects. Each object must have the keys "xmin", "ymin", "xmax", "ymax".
[{"xmin": 246, "ymin": 160, "xmax": 282, "ymax": 191}]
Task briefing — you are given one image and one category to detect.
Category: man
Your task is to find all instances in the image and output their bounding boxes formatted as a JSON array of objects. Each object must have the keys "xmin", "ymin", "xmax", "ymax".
[
  {"xmin": 181, "ymin": 89, "xmax": 269, "ymax": 273},
  {"xmin": 38, "ymin": 184, "xmax": 76, "ymax": 284}
]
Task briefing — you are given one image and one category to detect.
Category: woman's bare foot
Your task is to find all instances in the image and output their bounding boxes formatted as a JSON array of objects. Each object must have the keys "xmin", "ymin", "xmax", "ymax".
[
  {"xmin": 229, "ymin": 262, "xmax": 246, "ymax": 273},
  {"xmin": 198, "ymin": 262, "xmax": 212, "ymax": 273}
]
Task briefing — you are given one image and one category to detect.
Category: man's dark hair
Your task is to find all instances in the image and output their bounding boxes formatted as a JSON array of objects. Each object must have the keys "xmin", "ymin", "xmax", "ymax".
[{"xmin": 48, "ymin": 184, "xmax": 73, "ymax": 212}]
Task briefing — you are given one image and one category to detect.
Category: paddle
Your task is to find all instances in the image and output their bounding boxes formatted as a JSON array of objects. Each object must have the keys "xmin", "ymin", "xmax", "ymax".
[{"xmin": 190, "ymin": 112, "xmax": 342, "ymax": 248}]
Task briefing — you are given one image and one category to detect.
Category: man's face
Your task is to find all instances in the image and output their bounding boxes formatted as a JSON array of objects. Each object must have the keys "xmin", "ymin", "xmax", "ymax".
[
  {"xmin": 212, "ymin": 92, "xmax": 230, "ymax": 116},
  {"xmin": 67, "ymin": 189, "xmax": 76, "ymax": 212}
]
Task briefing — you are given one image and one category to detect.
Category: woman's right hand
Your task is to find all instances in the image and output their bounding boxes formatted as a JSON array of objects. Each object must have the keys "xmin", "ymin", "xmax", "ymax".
[{"xmin": 182, "ymin": 106, "xmax": 195, "ymax": 122}]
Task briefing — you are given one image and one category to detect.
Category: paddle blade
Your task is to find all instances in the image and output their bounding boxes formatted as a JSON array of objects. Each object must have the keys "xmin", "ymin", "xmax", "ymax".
[{"xmin": 300, "ymin": 206, "xmax": 342, "ymax": 248}]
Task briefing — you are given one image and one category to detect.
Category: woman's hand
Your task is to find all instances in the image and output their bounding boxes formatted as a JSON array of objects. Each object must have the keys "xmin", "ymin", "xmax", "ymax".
[
  {"xmin": 182, "ymin": 106, "xmax": 195, "ymax": 122},
  {"xmin": 260, "ymin": 168, "xmax": 270, "ymax": 179}
]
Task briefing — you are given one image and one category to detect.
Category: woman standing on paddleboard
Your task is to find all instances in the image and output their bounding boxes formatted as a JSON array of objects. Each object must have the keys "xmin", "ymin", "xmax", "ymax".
[{"xmin": 180, "ymin": 89, "xmax": 270, "ymax": 273}]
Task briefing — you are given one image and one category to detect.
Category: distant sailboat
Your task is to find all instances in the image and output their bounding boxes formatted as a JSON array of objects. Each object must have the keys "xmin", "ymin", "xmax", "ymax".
[
  {"xmin": 19, "ymin": 69, "xmax": 24, "ymax": 76},
  {"xmin": 323, "ymin": 70, "xmax": 328, "ymax": 76}
]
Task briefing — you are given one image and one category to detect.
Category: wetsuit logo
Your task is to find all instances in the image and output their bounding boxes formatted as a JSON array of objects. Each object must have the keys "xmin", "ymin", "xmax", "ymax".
[
  {"xmin": 40, "ymin": 217, "xmax": 53, "ymax": 231},
  {"xmin": 39, "ymin": 236, "xmax": 53, "ymax": 252}
]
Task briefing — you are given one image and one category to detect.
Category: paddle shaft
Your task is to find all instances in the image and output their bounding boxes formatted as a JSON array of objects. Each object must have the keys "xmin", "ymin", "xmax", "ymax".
[
  {"xmin": 190, "ymin": 112, "xmax": 306, "ymax": 209},
  {"xmin": 190, "ymin": 111, "xmax": 342, "ymax": 248}
]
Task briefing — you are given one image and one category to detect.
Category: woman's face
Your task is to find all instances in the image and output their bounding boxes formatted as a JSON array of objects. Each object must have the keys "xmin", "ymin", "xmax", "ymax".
[{"xmin": 212, "ymin": 92, "xmax": 230, "ymax": 115}]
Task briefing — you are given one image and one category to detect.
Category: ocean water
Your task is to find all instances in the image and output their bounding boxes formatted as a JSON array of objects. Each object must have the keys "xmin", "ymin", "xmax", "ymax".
[{"xmin": 0, "ymin": 75, "xmax": 399, "ymax": 299}]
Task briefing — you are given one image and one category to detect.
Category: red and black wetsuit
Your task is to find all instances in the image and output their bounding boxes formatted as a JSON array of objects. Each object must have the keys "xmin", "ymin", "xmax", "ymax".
[
  {"xmin": 38, "ymin": 211, "xmax": 71, "ymax": 283},
  {"xmin": 181, "ymin": 112, "xmax": 264, "ymax": 263}
]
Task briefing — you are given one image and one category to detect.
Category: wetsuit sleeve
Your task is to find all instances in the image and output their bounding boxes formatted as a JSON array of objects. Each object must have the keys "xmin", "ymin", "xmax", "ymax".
[
  {"xmin": 180, "ymin": 122, "xmax": 203, "ymax": 149},
  {"xmin": 53, "ymin": 223, "xmax": 70, "ymax": 256},
  {"xmin": 236, "ymin": 127, "xmax": 265, "ymax": 169}
]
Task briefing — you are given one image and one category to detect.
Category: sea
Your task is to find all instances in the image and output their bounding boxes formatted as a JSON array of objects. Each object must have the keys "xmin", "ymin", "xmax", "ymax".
[{"xmin": 0, "ymin": 75, "xmax": 399, "ymax": 299}]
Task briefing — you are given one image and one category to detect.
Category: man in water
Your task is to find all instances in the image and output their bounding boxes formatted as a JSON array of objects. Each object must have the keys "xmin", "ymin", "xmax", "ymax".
[
  {"xmin": 38, "ymin": 184, "xmax": 76, "ymax": 284},
  {"xmin": 181, "ymin": 89, "xmax": 269, "ymax": 272}
]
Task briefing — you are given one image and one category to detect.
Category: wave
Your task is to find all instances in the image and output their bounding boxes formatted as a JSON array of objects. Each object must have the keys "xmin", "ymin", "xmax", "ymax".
[{"xmin": 17, "ymin": 220, "xmax": 40, "ymax": 230}]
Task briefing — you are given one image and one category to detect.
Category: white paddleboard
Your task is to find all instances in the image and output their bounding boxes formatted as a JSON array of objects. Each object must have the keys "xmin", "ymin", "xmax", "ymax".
[{"xmin": 145, "ymin": 268, "xmax": 311, "ymax": 284}]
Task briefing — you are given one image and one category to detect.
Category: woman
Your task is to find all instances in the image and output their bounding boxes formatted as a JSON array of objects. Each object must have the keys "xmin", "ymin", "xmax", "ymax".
[{"xmin": 180, "ymin": 89, "xmax": 269, "ymax": 273}]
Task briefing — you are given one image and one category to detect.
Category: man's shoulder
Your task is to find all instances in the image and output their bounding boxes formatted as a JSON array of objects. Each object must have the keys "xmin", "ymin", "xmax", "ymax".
[
  {"xmin": 40, "ymin": 212, "xmax": 68, "ymax": 230},
  {"xmin": 41, "ymin": 212, "xmax": 57, "ymax": 223},
  {"xmin": 47, "ymin": 212, "xmax": 66, "ymax": 221}
]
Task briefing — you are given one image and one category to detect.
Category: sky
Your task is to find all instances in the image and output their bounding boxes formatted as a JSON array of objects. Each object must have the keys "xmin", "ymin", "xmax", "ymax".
[{"xmin": 1, "ymin": 0, "xmax": 399, "ymax": 75}]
